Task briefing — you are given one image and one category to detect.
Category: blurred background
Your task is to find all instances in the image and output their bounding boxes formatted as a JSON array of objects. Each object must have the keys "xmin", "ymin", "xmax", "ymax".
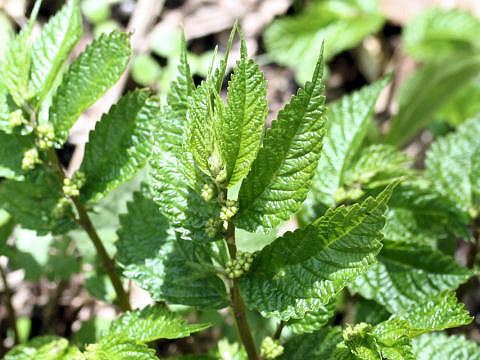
[{"xmin": 0, "ymin": 0, "xmax": 479, "ymax": 356}]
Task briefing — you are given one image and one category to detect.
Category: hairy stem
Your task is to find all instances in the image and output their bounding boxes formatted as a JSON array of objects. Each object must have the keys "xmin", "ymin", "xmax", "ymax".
[
  {"xmin": 0, "ymin": 262, "xmax": 19, "ymax": 345},
  {"xmin": 225, "ymin": 221, "xmax": 259, "ymax": 360},
  {"xmin": 46, "ymin": 149, "xmax": 131, "ymax": 312}
]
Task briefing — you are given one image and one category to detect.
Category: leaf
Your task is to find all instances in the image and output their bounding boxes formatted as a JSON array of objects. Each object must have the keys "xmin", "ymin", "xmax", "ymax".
[
  {"xmin": 79, "ymin": 89, "xmax": 158, "ymax": 202},
  {"xmin": 343, "ymin": 145, "xmax": 413, "ymax": 189},
  {"xmin": 0, "ymin": 0, "xmax": 41, "ymax": 105},
  {"xmin": 239, "ymin": 184, "xmax": 394, "ymax": 320},
  {"xmin": 403, "ymin": 8, "xmax": 480, "ymax": 62},
  {"xmin": 84, "ymin": 334, "xmax": 158, "ymax": 360},
  {"xmin": 310, "ymin": 77, "xmax": 390, "ymax": 208},
  {"xmin": 50, "ymin": 31, "xmax": 131, "ymax": 145},
  {"xmin": 4, "ymin": 335, "xmax": 81, "ymax": 360},
  {"xmin": 116, "ymin": 189, "xmax": 228, "ymax": 308},
  {"xmin": 385, "ymin": 54, "xmax": 480, "ymax": 147},
  {"xmin": 107, "ymin": 305, "xmax": 210, "ymax": 342},
  {"xmin": 426, "ymin": 115, "xmax": 480, "ymax": 215},
  {"xmin": 0, "ymin": 171, "xmax": 77, "ymax": 235},
  {"xmin": 287, "ymin": 297, "xmax": 337, "ymax": 334},
  {"xmin": 412, "ymin": 333, "xmax": 480, "ymax": 360},
  {"xmin": 218, "ymin": 34, "xmax": 268, "ymax": 187},
  {"xmin": 279, "ymin": 327, "xmax": 342, "ymax": 360},
  {"xmin": 350, "ymin": 240, "xmax": 472, "ymax": 312},
  {"xmin": 264, "ymin": 0, "xmax": 385, "ymax": 84},
  {"xmin": 158, "ymin": 33, "xmax": 195, "ymax": 154},
  {"xmin": 0, "ymin": 131, "xmax": 35, "ymax": 180},
  {"xmin": 31, "ymin": 0, "xmax": 83, "ymax": 105},
  {"xmin": 236, "ymin": 51, "xmax": 327, "ymax": 232}
]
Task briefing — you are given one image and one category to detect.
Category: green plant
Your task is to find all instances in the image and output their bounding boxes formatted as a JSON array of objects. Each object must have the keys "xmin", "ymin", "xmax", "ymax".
[{"xmin": 1, "ymin": 1, "xmax": 480, "ymax": 359}]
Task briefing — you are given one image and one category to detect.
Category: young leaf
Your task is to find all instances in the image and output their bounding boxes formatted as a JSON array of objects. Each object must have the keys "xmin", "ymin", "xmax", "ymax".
[
  {"xmin": 116, "ymin": 189, "xmax": 228, "ymax": 308},
  {"xmin": 310, "ymin": 77, "xmax": 390, "ymax": 208},
  {"xmin": 50, "ymin": 31, "xmax": 131, "ymax": 145},
  {"xmin": 287, "ymin": 297, "xmax": 337, "ymax": 334},
  {"xmin": 79, "ymin": 89, "xmax": 159, "ymax": 202},
  {"xmin": 426, "ymin": 115, "xmax": 480, "ymax": 215},
  {"xmin": 31, "ymin": 0, "xmax": 83, "ymax": 105},
  {"xmin": 107, "ymin": 305, "xmax": 210, "ymax": 342},
  {"xmin": 219, "ymin": 33, "xmax": 268, "ymax": 187},
  {"xmin": 350, "ymin": 240, "xmax": 472, "ymax": 312},
  {"xmin": 84, "ymin": 334, "xmax": 159, "ymax": 360},
  {"xmin": 0, "ymin": 171, "xmax": 77, "ymax": 235},
  {"xmin": 412, "ymin": 333, "xmax": 480, "ymax": 360},
  {"xmin": 239, "ymin": 184, "xmax": 394, "ymax": 320},
  {"xmin": 236, "ymin": 51, "xmax": 326, "ymax": 232},
  {"xmin": 385, "ymin": 54, "xmax": 480, "ymax": 147},
  {"xmin": 1, "ymin": 0, "xmax": 41, "ymax": 106},
  {"xmin": 403, "ymin": 8, "xmax": 480, "ymax": 61}
]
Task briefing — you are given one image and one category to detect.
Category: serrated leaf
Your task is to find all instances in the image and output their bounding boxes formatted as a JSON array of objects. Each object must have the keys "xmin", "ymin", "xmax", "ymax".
[
  {"xmin": 107, "ymin": 305, "xmax": 210, "ymax": 342},
  {"xmin": 279, "ymin": 327, "xmax": 342, "ymax": 360},
  {"xmin": 310, "ymin": 77, "xmax": 390, "ymax": 208},
  {"xmin": 264, "ymin": 0, "xmax": 384, "ymax": 84},
  {"xmin": 239, "ymin": 184, "xmax": 394, "ymax": 320},
  {"xmin": 158, "ymin": 33, "xmax": 195, "ymax": 154},
  {"xmin": 403, "ymin": 8, "xmax": 480, "ymax": 61},
  {"xmin": 79, "ymin": 89, "xmax": 158, "ymax": 202},
  {"xmin": 350, "ymin": 240, "xmax": 472, "ymax": 312},
  {"xmin": 426, "ymin": 115, "xmax": 480, "ymax": 215},
  {"xmin": 84, "ymin": 335, "xmax": 158, "ymax": 360},
  {"xmin": 0, "ymin": 171, "xmax": 77, "ymax": 235},
  {"xmin": 412, "ymin": 333, "xmax": 480, "ymax": 359},
  {"xmin": 385, "ymin": 55, "xmax": 480, "ymax": 147},
  {"xmin": 236, "ymin": 52, "xmax": 326, "ymax": 232},
  {"xmin": 382, "ymin": 184, "xmax": 470, "ymax": 245},
  {"xmin": 287, "ymin": 297, "xmax": 337, "ymax": 334},
  {"xmin": 0, "ymin": 131, "xmax": 35, "ymax": 180},
  {"xmin": 218, "ymin": 33, "xmax": 267, "ymax": 187},
  {"xmin": 0, "ymin": 0, "xmax": 41, "ymax": 105},
  {"xmin": 116, "ymin": 189, "xmax": 227, "ymax": 308},
  {"xmin": 31, "ymin": 0, "xmax": 83, "ymax": 105},
  {"xmin": 50, "ymin": 31, "xmax": 131, "ymax": 145},
  {"xmin": 4, "ymin": 335, "xmax": 82, "ymax": 360},
  {"xmin": 343, "ymin": 145, "xmax": 413, "ymax": 189}
]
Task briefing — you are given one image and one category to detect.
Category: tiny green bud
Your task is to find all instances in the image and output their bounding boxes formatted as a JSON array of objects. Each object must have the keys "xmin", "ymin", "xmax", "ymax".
[
  {"xmin": 36, "ymin": 124, "xmax": 55, "ymax": 150},
  {"xmin": 215, "ymin": 168, "xmax": 227, "ymax": 183},
  {"xmin": 201, "ymin": 183, "xmax": 215, "ymax": 201},
  {"xmin": 9, "ymin": 109, "xmax": 25, "ymax": 127},
  {"xmin": 219, "ymin": 200, "xmax": 238, "ymax": 221},
  {"xmin": 260, "ymin": 337, "xmax": 284, "ymax": 359},
  {"xmin": 62, "ymin": 172, "xmax": 85, "ymax": 198},
  {"xmin": 21, "ymin": 148, "xmax": 41, "ymax": 170},
  {"xmin": 52, "ymin": 198, "xmax": 70, "ymax": 219},
  {"xmin": 205, "ymin": 217, "xmax": 221, "ymax": 238}
]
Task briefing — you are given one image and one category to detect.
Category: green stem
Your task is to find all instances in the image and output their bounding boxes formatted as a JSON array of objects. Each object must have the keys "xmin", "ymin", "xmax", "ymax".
[
  {"xmin": 46, "ymin": 149, "xmax": 131, "ymax": 312},
  {"xmin": 0, "ymin": 262, "xmax": 19, "ymax": 345},
  {"xmin": 225, "ymin": 221, "xmax": 260, "ymax": 360}
]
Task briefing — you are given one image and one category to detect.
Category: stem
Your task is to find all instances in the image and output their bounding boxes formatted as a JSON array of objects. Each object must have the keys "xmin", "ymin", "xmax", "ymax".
[
  {"xmin": 45, "ymin": 149, "xmax": 131, "ymax": 312},
  {"xmin": 225, "ymin": 221, "xmax": 259, "ymax": 360},
  {"xmin": 273, "ymin": 321, "xmax": 286, "ymax": 340},
  {"xmin": 0, "ymin": 262, "xmax": 19, "ymax": 345}
]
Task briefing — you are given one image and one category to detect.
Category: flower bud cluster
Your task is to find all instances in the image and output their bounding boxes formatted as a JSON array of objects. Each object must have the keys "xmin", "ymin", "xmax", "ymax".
[
  {"xmin": 205, "ymin": 218, "xmax": 221, "ymax": 238},
  {"xmin": 21, "ymin": 148, "xmax": 41, "ymax": 170},
  {"xmin": 9, "ymin": 110, "xmax": 26, "ymax": 127},
  {"xmin": 260, "ymin": 337, "xmax": 284, "ymax": 359},
  {"xmin": 215, "ymin": 168, "xmax": 227, "ymax": 183},
  {"xmin": 36, "ymin": 124, "xmax": 55, "ymax": 150},
  {"xmin": 201, "ymin": 183, "xmax": 215, "ymax": 201},
  {"xmin": 52, "ymin": 198, "xmax": 71, "ymax": 219},
  {"xmin": 225, "ymin": 251, "xmax": 254, "ymax": 278},
  {"xmin": 220, "ymin": 200, "xmax": 238, "ymax": 221},
  {"xmin": 62, "ymin": 171, "xmax": 86, "ymax": 197}
]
